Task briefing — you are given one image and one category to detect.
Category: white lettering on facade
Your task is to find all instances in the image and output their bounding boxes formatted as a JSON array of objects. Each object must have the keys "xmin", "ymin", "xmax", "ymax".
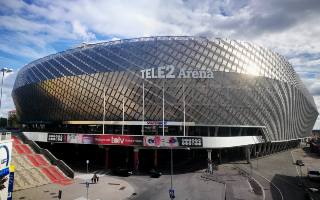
[{"xmin": 141, "ymin": 65, "xmax": 214, "ymax": 79}]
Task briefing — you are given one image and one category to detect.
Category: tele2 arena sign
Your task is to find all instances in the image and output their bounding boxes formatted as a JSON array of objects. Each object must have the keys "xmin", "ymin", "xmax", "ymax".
[{"xmin": 140, "ymin": 65, "xmax": 214, "ymax": 79}]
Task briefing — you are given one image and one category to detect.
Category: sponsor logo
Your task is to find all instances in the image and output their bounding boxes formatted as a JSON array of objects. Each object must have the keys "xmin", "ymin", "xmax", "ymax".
[
  {"xmin": 178, "ymin": 137, "xmax": 203, "ymax": 147},
  {"xmin": 144, "ymin": 136, "xmax": 179, "ymax": 147},
  {"xmin": 111, "ymin": 136, "xmax": 125, "ymax": 144},
  {"xmin": 141, "ymin": 65, "xmax": 214, "ymax": 79},
  {"xmin": 146, "ymin": 121, "xmax": 168, "ymax": 125},
  {"xmin": 47, "ymin": 134, "xmax": 66, "ymax": 142}
]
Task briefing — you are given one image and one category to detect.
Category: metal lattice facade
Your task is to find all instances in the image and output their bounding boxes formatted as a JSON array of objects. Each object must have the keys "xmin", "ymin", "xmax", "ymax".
[{"xmin": 12, "ymin": 36, "xmax": 318, "ymax": 141}]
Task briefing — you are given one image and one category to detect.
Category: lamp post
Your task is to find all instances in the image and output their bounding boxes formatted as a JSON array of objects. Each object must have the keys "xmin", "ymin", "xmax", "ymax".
[
  {"xmin": 86, "ymin": 160, "xmax": 89, "ymax": 174},
  {"xmin": 255, "ymin": 152, "xmax": 259, "ymax": 170},
  {"xmin": 86, "ymin": 160, "xmax": 89, "ymax": 200},
  {"xmin": 0, "ymin": 68, "xmax": 13, "ymax": 123},
  {"xmin": 169, "ymin": 147, "xmax": 175, "ymax": 200},
  {"xmin": 103, "ymin": 88, "xmax": 106, "ymax": 134}
]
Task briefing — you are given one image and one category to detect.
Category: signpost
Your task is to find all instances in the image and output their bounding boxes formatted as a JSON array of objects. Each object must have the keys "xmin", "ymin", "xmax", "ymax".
[
  {"xmin": 58, "ymin": 190, "xmax": 62, "ymax": 200},
  {"xmin": 169, "ymin": 188, "xmax": 175, "ymax": 199},
  {"xmin": 86, "ymin": 181, "xmax": 89, "ymax": 200},
  {"xmin": 169, "ymin": 147, "xmax": 175, "ymax": 199}
]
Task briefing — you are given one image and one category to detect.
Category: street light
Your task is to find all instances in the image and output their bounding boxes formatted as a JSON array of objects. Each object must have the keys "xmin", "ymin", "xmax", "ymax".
[
  {"xmin": 86, "ymin": 160, "xmax": 89, "ymax": 200},
  {"xmin": 86, "ymin": 160, "xmax": 89, "ymax": 174},
  {"xmin": 255, "ymin": 152, "xmax": 259, "ymax": 170},
  {"xmin": 169, "ymin": 147, "xmax": 175, "ymax": 200},
  {"xmin": 0, "ymin": 68, "xmax": 13, "ymax": 121}
]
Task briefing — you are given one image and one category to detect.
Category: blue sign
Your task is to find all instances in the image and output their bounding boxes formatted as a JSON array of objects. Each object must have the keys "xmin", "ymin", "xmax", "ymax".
[
  {"xmin": 169, "ymin": 189, "xmax": 175, "ymax": 199},
  {"xmin": 7, "ymin": 171, "xmax": 14, "ymax": 200},
  {"xmin": 0, "ymin": 167, "xmax": 9, "ymax": 177}
]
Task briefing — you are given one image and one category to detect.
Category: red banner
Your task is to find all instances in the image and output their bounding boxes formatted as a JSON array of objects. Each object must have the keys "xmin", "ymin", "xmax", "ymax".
[{"xmin": 80, "ymin": 134, "xmax": 143, "ymax": 146}]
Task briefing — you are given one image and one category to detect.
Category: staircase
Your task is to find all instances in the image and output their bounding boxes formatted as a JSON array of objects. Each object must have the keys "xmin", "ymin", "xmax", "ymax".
[{"xmin": 12, "ymin": 136, "xmax": 72, "ymax": 191}]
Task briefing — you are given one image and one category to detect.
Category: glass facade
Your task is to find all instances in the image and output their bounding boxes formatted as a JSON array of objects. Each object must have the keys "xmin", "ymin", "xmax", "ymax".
[{"xmin": 12, "ymin": 36, "xmax": 318, "ymax": 141}]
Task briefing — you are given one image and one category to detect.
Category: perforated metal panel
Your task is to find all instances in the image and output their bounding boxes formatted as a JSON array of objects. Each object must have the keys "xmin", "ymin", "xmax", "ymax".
[{"xmin": 12, "ymin": 36, "xmax": 318, "ymax": 141}]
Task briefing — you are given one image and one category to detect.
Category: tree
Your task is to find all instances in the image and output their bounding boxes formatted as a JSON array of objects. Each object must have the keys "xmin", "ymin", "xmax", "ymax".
[
  {"xmin": 8, "ymin": 114, "xmax": 20, "ymax": 129},
  {"xmin": 0, "ymin": 118, "xmax": 7, "ymax": 128}
]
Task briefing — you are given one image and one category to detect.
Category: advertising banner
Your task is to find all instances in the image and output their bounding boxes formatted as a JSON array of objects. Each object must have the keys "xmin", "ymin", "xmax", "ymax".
[
  {"xmin": 77, "ymin": 135, "xmax": 143, "ymax": 146},
  {"xmin": 94, "ymin": 135, "xmax": 143, "ymax": 146},
  {"xmin": 178, "ymin": 137, "xmax": 203, "ymax": 147},
  {"xmin": 47, "ymin": 134, "xmax": 67, "ymax": 143},
  {"xmin": 143, "ymin": 136, "xmax": 179, "ymax": 147}
]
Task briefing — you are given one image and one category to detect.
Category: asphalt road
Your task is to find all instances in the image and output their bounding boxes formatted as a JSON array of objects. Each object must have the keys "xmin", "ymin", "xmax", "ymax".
[
  {"xmin": 126, "ymin": 172, "xmax": 225, "ymax": 200},
  {"xmin": 123, "ymin": 147, "xmax": 307, "ymax": 200},
  {"xmin": 236, "ymin": 148, "xmax": 305, "ymax": 200}
]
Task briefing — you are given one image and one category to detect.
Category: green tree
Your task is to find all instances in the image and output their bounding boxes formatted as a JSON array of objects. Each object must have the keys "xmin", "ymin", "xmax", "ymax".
[{"xmin": 0, "ymin": 118, "xmax": 7, "ymax": 128}]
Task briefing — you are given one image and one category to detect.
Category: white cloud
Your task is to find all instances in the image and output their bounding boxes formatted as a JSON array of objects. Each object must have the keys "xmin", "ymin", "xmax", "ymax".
[
  {"xmin": 71, "ymin": 20, "xmax": 96, "ymax": 42},
  {"xmin": 0, "ymin": 0, "xmax": 320, "ymax": 129},
  {"xmin": 0, "ymin": 71, "xmax": 17, "ymax": 118}
]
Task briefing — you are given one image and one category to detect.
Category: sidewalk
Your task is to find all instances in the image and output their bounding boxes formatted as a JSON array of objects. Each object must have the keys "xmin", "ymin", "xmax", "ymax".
[{"xmin": 13, "ymin": 172, "xmax": 135, "ymax": 200}]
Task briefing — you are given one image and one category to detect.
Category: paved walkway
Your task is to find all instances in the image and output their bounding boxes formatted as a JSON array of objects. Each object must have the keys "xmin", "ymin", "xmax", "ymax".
[
  {"xmin": 13, "ymin": 172, "xmax": 135, "ymax": 200},
  {"xmin": 125, "ymin": 166, "xmax": 262, "ymax": 200}
]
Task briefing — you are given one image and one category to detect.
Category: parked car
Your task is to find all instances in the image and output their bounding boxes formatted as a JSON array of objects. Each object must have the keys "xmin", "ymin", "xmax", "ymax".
[
  {"xmin": 149, "ymin": 169, "xmax": 162, "ymax": 178},
  {"xmin": 307, "ymin": 169, "xmax": 320, "ymax": 180},
  {"xmin": 113, "ymin": 167, "xmax": 133, "ymax": 177},
  {"xmin": 296, "ymin": 160, "xmax": 305, "ymax": 166}
]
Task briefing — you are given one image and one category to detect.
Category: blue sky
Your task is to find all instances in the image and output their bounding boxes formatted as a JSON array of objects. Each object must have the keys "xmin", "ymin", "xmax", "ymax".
[{"xmin": 1, "ymin": 0, "xmax": 320, "ymax": 128}]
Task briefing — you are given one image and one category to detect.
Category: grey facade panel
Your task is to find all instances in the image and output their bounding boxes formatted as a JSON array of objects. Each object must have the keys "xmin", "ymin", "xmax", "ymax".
[{"xmin": 12, "ymin": 36, "xmax": 318, "ymax": 141}]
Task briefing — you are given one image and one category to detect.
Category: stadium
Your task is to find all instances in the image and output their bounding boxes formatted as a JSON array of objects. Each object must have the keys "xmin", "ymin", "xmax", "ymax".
[{"xmin": 11, "ymin": 36, "xmax": 318, "ymax": 170}]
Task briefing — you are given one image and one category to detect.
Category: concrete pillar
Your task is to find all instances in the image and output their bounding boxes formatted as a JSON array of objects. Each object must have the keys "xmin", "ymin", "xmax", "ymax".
[
  {"xmin": 268, "ymin": 143, "xmax": 272, "ymax": 154},
  {"xmin": 279, "ymin": 143, "xmax": 282, "ymax": 151},
  {"xmin": 271, "ymin": 143, "xmax": 275, "ymax": 153},
  {"xmin": 245, "ymin": 146, "xmax": 251, "ymax": 164},
  {"xmin": 275, "ymin": 143, "xmax": 279, "ymax": 152},
  {"xmin": 261, "ymin": 143, "xmax": 266, "ymax": 156},
  {"xmin": 217, "ymin": 149, "xmax": 222, "ymax": 164},
  {"xmin": 238, "ymin": 128, "xmax": 243, "ymax": 136},
  {"xmin": 253, "ymin": 145, "xmax": 257, "ymax": 157},
  {"xmin": 257, "ymin": 144, "xmax": 262, "ymax": 157},
  {"xmin": 105, "ymin": 147, "xmax": 109, "ymax": 170},
  {"xmin": 264, "ymin": 143, "xmax": 267, "ymax": 154},
  {"xmin": 133, "ymin": 148, "xmax": 139, "ymax": 171},
  {"xmin": 214, "ymin": 127, "xmax": 219, "ymax": 136},
  {"xmin": 243, "ymin": 128, "xmax": 247, "ymax": 136},
  {"xmin": 154, "ymin": 149, "xmax": 158, "ymax": 169},
  {"xmin": 207, "ymin": 149, "xmax": 213, "ymax": 173}
]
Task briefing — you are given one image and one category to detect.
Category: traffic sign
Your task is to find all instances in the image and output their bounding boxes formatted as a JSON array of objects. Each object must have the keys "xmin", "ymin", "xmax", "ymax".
[{"xmin": 169, "ymin": 189, "xmax": 175, "ymax": 199}]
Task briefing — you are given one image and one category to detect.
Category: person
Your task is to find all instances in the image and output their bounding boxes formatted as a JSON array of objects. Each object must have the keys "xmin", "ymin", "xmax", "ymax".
[{"xmin": 92, "ymin": 173, "xmax": 98, "ymax": 184}]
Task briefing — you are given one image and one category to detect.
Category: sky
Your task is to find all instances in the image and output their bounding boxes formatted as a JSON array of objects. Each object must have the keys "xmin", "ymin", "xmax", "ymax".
[{"xmin": 0, "ymin": 0, "xmax": 320, "ymax": 129}]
